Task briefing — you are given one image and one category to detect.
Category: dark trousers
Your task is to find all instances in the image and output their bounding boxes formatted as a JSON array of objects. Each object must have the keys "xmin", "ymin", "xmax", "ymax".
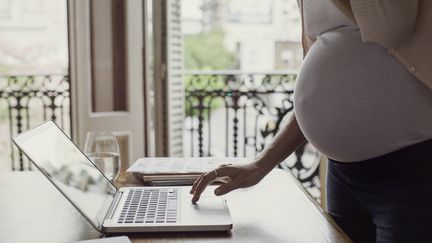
[{"xmin": 327, "ymin": 139, "xmax": 432, "ymax": 243}]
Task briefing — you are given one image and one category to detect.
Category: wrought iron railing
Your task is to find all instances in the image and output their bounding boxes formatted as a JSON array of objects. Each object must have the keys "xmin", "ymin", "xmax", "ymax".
[
  {"xmin": 0, "ymin": 73, "xmax": 71, "ymax": 171},
  {"xmin": 0, "ymin": 71, "xmax": 320, "ymax": 199},
  {"xmin": 183, "ymin": 70, "xmax": 321, "ymax": 199}
]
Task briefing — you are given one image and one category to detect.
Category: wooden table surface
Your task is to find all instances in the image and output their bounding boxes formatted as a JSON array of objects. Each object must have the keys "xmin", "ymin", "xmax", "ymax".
[{"xmin": 0, "ymin": 169, "xmax": 351, "ymax": 243}]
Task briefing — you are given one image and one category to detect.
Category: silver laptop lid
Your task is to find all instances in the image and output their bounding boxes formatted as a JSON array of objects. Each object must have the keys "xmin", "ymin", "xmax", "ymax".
[{"xmin": 13, "ymin": 121, "xmax": 117, "ymax": 232}]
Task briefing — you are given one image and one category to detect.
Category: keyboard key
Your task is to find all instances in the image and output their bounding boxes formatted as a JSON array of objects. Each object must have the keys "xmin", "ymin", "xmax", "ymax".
[{"xmin": 117, "ymin": 188, "xmax": 179, "ymax": 225}]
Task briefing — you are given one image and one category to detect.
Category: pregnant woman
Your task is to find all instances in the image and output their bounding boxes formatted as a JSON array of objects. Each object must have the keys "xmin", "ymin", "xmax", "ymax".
[{"xmin": 191, "ymin": 1, "xmax": 432, "ymax": 242}]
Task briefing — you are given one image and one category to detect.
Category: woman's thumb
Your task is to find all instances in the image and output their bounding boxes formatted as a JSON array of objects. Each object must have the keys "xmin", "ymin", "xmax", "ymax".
[{"xmin": 214, "ymin": 183, "xmax": 237, "ymax": 196}]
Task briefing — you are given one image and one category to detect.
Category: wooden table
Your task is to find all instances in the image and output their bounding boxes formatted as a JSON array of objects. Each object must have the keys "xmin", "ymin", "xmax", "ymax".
[{"xmin": 0, "ymin": 169, "xmax": 351, "ymax": 243}]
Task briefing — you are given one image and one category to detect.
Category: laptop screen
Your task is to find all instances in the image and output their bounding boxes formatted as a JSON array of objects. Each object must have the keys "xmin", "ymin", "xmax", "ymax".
[{"xmin": 13, "ymin": 121, "xmax": 117, "ymax": 231}]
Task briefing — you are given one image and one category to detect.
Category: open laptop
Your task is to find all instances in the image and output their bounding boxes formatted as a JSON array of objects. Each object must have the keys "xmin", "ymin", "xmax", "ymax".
[{"xmin": 13, "ymin": 120, "xmax": 232, "ymax": 233}]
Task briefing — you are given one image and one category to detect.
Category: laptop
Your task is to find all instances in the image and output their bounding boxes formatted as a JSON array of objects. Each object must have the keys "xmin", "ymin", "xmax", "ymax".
[{"xmin": 13, "ymin": 120, "xmax": 232, "ymax": 233}]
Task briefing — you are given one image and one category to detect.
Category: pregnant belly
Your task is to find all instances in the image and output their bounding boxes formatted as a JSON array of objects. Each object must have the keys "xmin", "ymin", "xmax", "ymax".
[{"xmin": 294, "ymin": 27, "xmax": 432, "ymax": 162}]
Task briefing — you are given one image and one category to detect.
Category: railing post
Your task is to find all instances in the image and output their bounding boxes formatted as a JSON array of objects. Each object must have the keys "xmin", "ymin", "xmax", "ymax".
[
  {"xmin": 197, "ymin": 95, "xmax": 204, "ymax": 157},
  {"xmin": 15, "ymin": 95, "xmax": 24, "ymax": 171}
]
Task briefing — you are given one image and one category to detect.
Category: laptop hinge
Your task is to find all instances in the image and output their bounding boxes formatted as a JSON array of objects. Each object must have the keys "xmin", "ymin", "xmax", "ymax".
[{"xmin": 105, "ymin": 191, "xmax": 123, "ymax": 221}]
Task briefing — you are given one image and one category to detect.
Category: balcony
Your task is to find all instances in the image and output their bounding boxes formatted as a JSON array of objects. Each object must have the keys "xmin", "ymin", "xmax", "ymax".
[
  {"xmin": 0, "ymin": 71, "xmax": 321, "ymax": 200},
  {"xmin": 0, "ymin": 73, "xmax": 71, "ymax": 172}
]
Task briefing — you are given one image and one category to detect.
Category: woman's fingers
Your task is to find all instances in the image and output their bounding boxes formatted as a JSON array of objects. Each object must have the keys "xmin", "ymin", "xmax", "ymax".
[
  {"xmin": 190, "ymin": 166, "xmax": 233, "ymax": 203},
  {"xmin": 191, "ymin": 171, "xmax": 216, "ymax": 203},
  {"xmin": 190, "ymin": 165, "xmax": 229, "ymax": 194},
  {"xmin": 215, "ymin": 176, "xmax": 231, "ymax": 184},
  {"xmin": 190, "ymin": 164, "xmax": 261, "ymax": 203},
  {"xmin": 190, "ymin": 173, "xmax": 204, "ymax": 194},
  {"xmin": 214, "ymin": 182, "xmax": 237, "ymax": 196}
]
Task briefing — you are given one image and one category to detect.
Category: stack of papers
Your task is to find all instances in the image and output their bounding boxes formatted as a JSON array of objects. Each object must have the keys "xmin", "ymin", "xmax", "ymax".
[{"xmin": 127, "ymin": 157, "xmax": 248, "ymax": 186}]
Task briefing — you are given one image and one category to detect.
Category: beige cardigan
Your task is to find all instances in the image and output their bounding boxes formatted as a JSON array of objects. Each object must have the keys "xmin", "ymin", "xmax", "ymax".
[{"xmin": 328, "ymin": 0, "xmax": 432, "ymax": 91}]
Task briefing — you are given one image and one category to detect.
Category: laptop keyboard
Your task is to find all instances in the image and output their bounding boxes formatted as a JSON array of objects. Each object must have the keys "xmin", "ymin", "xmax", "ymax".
[{"xmin": 118, "ymin": 188, "xmax": 179, "ymax": 224}]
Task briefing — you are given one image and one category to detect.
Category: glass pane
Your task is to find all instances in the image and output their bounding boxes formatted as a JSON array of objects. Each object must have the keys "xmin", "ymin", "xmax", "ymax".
[{"xmin": 90, "ymin": 0, "xmax": 127, "ymax": 112}]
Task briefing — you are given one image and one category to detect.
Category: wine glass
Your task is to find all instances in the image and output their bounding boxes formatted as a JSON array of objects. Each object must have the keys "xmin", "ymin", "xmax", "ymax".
[{"xmin": 84, "ymin": 131, "xmax": 120, "ymax": 182}]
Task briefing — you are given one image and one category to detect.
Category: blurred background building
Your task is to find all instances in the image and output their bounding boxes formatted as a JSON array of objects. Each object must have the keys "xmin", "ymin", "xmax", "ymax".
[{"xmin": 182, "ymin": 0, "xmax": 302, "ymax": 72}]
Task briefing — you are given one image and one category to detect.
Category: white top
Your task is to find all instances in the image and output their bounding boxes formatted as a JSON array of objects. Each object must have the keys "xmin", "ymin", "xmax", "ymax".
[
  {"xmin": 294, "ymin": 0, "xmax": 432, "ymax": 162},
  {"xmin": 303, "ymin": 0, "xmax": 354, "ymax": 39}
]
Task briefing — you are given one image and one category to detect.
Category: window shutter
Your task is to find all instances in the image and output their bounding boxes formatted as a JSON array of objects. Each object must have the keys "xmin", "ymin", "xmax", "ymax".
[
  {"xmin": 166, "ymin": 0, "xmax": 184, "ymax": 156},
  {"xmin": 154, "ymin": 0, "xmax": 184, "ymax": 156}
]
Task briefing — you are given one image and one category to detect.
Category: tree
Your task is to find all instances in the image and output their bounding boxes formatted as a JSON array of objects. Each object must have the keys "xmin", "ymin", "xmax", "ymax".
[{"xmin": 184, "ymin": 29, "xmax": 236, "ymax": 70}]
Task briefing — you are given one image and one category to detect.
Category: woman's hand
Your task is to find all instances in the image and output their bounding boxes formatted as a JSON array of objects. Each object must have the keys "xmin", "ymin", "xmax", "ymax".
[
  {"xmin": 189, "ymin": 163, "xmax": 267, "ymax": 203},
  {"xmin": 189, "ymin": 114, "xmax": 307, "ymax": 203}
]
